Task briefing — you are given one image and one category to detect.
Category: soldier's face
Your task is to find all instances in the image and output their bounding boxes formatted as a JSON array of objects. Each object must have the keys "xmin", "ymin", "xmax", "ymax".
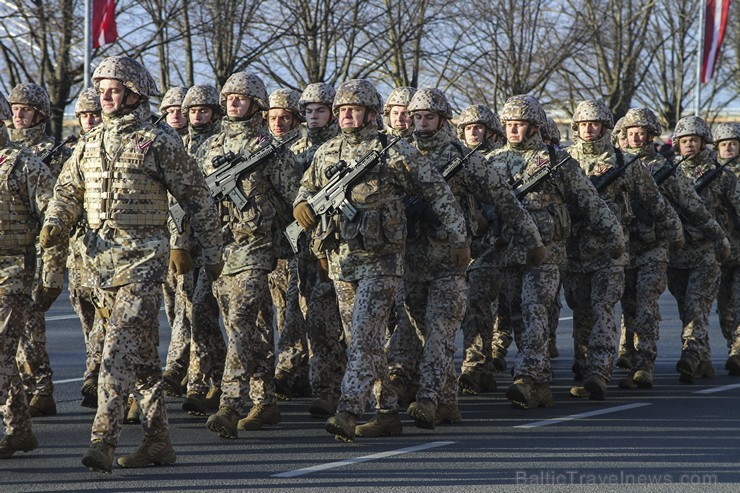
[
  {"xmin": 578, "ymin": 121, "xmax": 603, "ymax": 141},
  {"xmin": 678, "ymin": 135, "xmax": 702, "ymax": 157},
  {"xmin": 389, "ymin": 106, "xmax": 410, "ymax": 129},
  {"xmin": 627, "ymin": 127, "xmax": 650, "ymax": 148},
  {"xmin": 226, "ymin": 94, "xmax": 252, "ymax": 119},
  {"xmin": 618, "ymin": 134, "xmax": 629, "ymax": 149},
  {"xmin": 98, "ymin": 79, "xmax": 139, "ymax": 115},
  {"xmin": 338, "ymin": 105, "xmax": 371, "ymax": 129},
  {"xmin": 305, "ymin": 103, "xmax": 331, "ymax": 128},
  {"xmin": 11, "ymin": 104, "xmax": 36, "ymax": 129},
  {"xmin": 718, "ymin": 139, "xmax": 739, "ymax": 159},
  {"xmin": 79, "ymin": 112, "xmax": 102, "ymax": 133},
  {"xmin": 189, "ymin": 106, "xmax": 213, "ymax": 127},
  {"xmin": 505, "ymin": 120, "xmax": 531, "ymax": 143},
  {"xmin": 464, "ymin": 124, "xmax": 488, "ymax": 146},
  {"xmin": 268, "ymin": 108, "xmax": 295, "ymax": 137},
  {"xmin": 413, "ymin": 111, "xmax": 441, "ymax": 133},
  {"xmin": 165, "ymin": 107, "xmax": 187, "ymax": 129}
]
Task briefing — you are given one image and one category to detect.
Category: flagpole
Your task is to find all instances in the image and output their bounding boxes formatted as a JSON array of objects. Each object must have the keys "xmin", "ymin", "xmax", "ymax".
[
  {"xmin": 695, "ymin": 0, "xmax": 705, "ymax": 116},
  {"xmin": 84, "ymin": 0, "xmax": 91, "ymax": 89}
]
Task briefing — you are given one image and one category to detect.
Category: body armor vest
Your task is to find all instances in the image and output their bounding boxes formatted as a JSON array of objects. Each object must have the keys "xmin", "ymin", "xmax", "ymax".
[{"xmin": 0, "ymin": 147, "xmax": 36, "ymax": 249}]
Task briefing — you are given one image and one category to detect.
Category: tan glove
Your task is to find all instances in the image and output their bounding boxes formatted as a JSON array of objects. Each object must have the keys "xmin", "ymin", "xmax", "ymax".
[
  {"xmin": 39, "ymin": 225, "xmax": 63, "ymax": 248},
  {"xmin": 716, "ymin": 238, "xmax": 731, "ymax": 263},
  {"xmin": 36, "ymin": 286, "xmax": 62, "ymax": 312},
  {"xmin": 169, "ymin": 249, "xmax": 193, "ymax": 275},
  {"xmin": 450, "ymin": 246, "xmax": 471, "ymax": 270},
  {"xmin": 317, "ymin": 257, "xmax": 329, "ymax": 283},
  {"xmin": 204, "ymin": 261, "xmax": 224, "ymax": 282},
  {"xmin": 294, "ymin": 201, "xmax": 317, "ymax": 231},
  {"xmin": 526, "ymin": 245, "xmax": 546, "ymax": 267},
  {"xmin": 609, "ymin": 244, "xmax": 625, "ymax": 260}
]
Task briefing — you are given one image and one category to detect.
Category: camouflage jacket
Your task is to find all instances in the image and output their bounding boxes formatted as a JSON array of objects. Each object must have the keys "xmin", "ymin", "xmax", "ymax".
[
  {"xmin": 10, "ymin": 124, "xmax": 72, "ymax": 179},
  {"xmin": 197, "ymin": 116, "xmax": 301, "ymax": 275},
  {"xmin": 44, "ymin": 104, "xmax": 222, "ymax": 288},
  {"xmin": 720, "ymin": 155, "xmax": 740, "ymax": 266},
  {"xmin": 183, "ymin": 120, "xmax": 222, "ymax": 156},
  {"xmin": 65, "ymin": 133, "xmax": 96, "ymax": 288},
  {"xmin": 490, "ymin": 133, "xmax": 623, "ymax": 268},
  {"xmin": 0, "ymin": 143, "xmax": 66, "ymax": 294},
  {"xmin": 407, "ymin": 129, "xmax": 541, "ymax": 281},
  {"xmin": 567, "ymin": 136, "xmax": 681, "ymax": 272},
  {"xmin": 295, "ymin": 122, "xmax": 466, "ymax": 282},
  {"xmin": 291, "ymin": 122, "xmax": 339, "ymax": 171}
]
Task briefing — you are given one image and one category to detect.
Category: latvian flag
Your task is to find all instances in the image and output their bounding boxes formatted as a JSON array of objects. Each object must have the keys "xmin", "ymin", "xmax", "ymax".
[
  {"xmin": 93, "ymin": 0, "xmax": 118, "ymax": 49},
  {"xmin": 701, "ymin": 0, "xmax": 731, "ymax": 83}
]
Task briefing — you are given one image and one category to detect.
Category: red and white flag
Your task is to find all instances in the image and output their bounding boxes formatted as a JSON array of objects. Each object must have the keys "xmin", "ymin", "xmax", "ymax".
[
  {"xmin": 92, "ymin": 0, "xmax": 118, "ymax": 49},
  {"xmin": 701, "ymin": 0, "xmax": 731, "ymax": 83}
]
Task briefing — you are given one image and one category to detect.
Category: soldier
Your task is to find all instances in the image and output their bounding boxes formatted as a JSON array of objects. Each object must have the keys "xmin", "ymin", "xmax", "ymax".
[
  {"xmin": 489, "ymin": 95, "xmax": 623, "ymax": 409},
  {"xmin": 715, "ymin": 122, "xmax": 740, "ymax": 375},
  {"xmin": 201, "ymin": 73, "xmax": 301, "ymax": 439},
  {"xmin": 668, "ymin": 116, "xmax": 733, "ymax": 383},
  {"xmin": 564, "ymin": 100, "xmax": 680, "ymax": 400},
  {"xmin": 382, "ymin": 86, "xmax": 416, "ymax": 139},
  {"xmin": 611, "ymin": 116, "xmax": 628, "ymax": 149},
  {"xmin": 9, "ymin": 82, "xmax": 71, "ymax": 417},
  {"xmin": 40, "ymin": 55, "xmax": 223, "ymax": 473},
  {"xmin": 540, "ymin": 117, "xmax": 562, "ymax": 148},
  {"xmin": 160, "ymin": 86, "xmax": 188, "ymax": 136},
  {"xmin": 293, "ymin": 79, "xmax": 467, "ymax": 442},
  {"xmin": 0, "ymin": 90, "xmax": 65, "ymax": 459},
  {"xmin": 174, "ymin": 85, "xmax": 228, "ymax": 416},
  {"xmin": 401, "ymin": 89, "xmax": 543, "ymax": 428}
]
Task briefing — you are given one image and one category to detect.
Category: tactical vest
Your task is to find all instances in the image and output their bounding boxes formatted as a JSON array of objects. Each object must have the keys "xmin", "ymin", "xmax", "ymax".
[
  {"xmin": 0, "ymin": 147, "xmax": 36, "ymax": 249},
  {"xmin": 81, "ymin": 127, "xmax": 169, "ymax": 230}
]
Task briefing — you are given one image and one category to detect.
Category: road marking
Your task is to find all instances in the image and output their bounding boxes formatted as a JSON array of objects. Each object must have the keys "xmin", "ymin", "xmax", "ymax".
[
  {"xmin": 515, "ymin": 402, "xmax": 651, "ymax": 429},
  {"xmin": 694, "ymin": 383, "xmax": 740, "ymax": 394},
  {"xmin": 271, "ymin": 441, "xmax": 455, "ymax": 478},
  {"xmin": 46, "ymin": 314, "xmax": 81, "ymax": 321},
  {"xmin": 559, "ymin": 316, "xmax": 573, "ymax": 321}
]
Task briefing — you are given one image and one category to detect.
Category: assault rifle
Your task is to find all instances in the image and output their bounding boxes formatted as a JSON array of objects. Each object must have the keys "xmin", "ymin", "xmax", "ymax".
[
  {"xmin": 650, "ymin": 155, "xmax": 689, "ymax": 186},
  {"xmin": 590, "ymin": 153, "xmax": 641, "ymax": 192},
  {"xmin": 169, "ymin": 132, "xmax": 298, "ymax": 233},
  {"xmin": 514, "ymin": 156, "xmax": 569, "ymax": 200},
  {"xmin": 37, "ymin": 135, "xmax": 74, "ymax": 166},
  {"xmin": 694, "ymin": 155, "xmax": 739, "ymax": 194},
  {"xmin": 404, "ymin": 142, "xmax": 483, "ymax": 226},
  {"xmin": 283, "ymin": 136, "xmax": 401, "ymax": 254}
]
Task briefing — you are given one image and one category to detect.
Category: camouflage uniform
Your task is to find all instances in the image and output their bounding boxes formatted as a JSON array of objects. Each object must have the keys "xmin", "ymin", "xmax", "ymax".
[
  {"xmin": 200, "ymin": 73, "xmax": 301, "ymax": 438},
  {"xmin": 564, "ymin": 101, "xmax": 680, "ymax": 397},
  {"xmin": 0, "ymin": 89, "xmax": 65, "ymax": 456},
  {"xmin": 9, "ymin": 82, "xmax": 72, "ymax": 413},
  {"xmin": 42, "ymin": 57, "xmax": 222, "ymax": 462},
  {"xmin": 295, "ymin": 80, "xmax": 466, "ymax": 440},
  {"xmin": 490, "ymin": 95, "xmax": 624, "ymax": 408},
  {"xmin": 382, "ymin": 87, "xmax": 416, "ymax": 140},
  {"xmin": 668, "ymin": 117, "xmax": 736, "ymax": 382},
  {"xmin": 403, "ymin": 89, "xmax": 542, "ymax": 420}
]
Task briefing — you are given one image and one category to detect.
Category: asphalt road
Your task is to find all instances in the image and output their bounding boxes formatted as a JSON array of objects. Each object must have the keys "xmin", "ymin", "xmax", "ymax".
[{"xmin": 1, "ymin": 288, "xmax": 739, "ymax": 492}]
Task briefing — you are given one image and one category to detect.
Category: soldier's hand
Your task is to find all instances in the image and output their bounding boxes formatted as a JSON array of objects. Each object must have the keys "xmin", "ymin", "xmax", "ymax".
[
  {"xmin": 39, "ymin": 225, "xmax": 63, "ymax": 248},
  {"xmin": 450, "ymin": 246, "xmax": 471, "ymax": 270},
  {"xmin": 526, "ymin": 245, "xmax": 546, "ymax": 267},
  {"xmin": 669, "ymin": 237, "xmax": 685, "ymax": 251},
  {"xmin": 169, "ymin": 249, "xmax": 193, "ymax": 275},
  {"xmin": 317, "ymin": 257, "xmax": 330, "ymax": 283},
  {"xmin": 36, "ymin": 286, "xmax": 62, "ymax": 312},
  {"xmin": 716, "ymin": 238, "xmax": 731, "ymax": 262},
  {"xmin": 294, "ymin": 202, "xmax": 317, "ymax": 231},
  {"xmin": 609, "ymin": 244, "xmax": 625, "ymax": 260},
  {"xmin": 204, "ymin": 261, "xmax": 224, "ymax": 282}
]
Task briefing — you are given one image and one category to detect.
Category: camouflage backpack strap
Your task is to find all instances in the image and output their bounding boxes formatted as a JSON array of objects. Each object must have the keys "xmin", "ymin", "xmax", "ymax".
[
  {"xmin": 0, "ymin": 146, "xmax": 24, "ymax": 183},
  {"xmin": 614, "ymin": 147, "xmax": 625, "ymax": 168}
]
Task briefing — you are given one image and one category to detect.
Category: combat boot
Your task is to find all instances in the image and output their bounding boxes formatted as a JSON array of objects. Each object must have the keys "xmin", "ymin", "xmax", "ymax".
[
  {"xmin": 28, "ymin": 394, "xmax": 57, "ymax": 417},
  {"xmin": 204, "ymin": 386, "xmax": 221, "ymax": 409},
  {"xmin": 491, "ymin": 354, "xmax": 507, "ymax": 373},
  {"xmin": 273, "ymin": 373, "xmax": 293, "ymax": 400},
  {"xmin": 325, "ymin": 411, "xmax": 358, "ymax": 442},
  {"xmin": 389, "ymin": 374, "xmax": 418, "ymax": 408},
  {"xmin": 355, "ymin": 412, "xmax": 402, "ymax": 437},
  {"xmin": 309, "ymin": 393, "xmax": 337, "ymax": 419},
  {"xmin": 696, "ymin": 360, "xmax": 715, "ymax": 379},
  {"xmin": 531, "ymin": 382, "xmax": 555, "ymax": 408},
  {"xmin": 206, "ymin": 406, "xmax": 239, "ymax": 439},
  {"xmin": 434, "ymin": 402, "xmax": 462, "ymax": 425},
  {"xmin": 0, "ymin": 430, "xmax": 38, "ymax": 459},
  {"xmin": 124, "ymin": 396, "xmax": 141, "ymax": 424},
  {"xmin": 458, "ymin": 371, "xmax": 481, "ymax": 395},
  {"xmin": 162, "ymin": 369, "xmax": 185, "ymax": 397},
  {"xmin": 117, "ymin": 432, "xmax": 176, "ymax": 468},
  {"xmin": 82, "ymin": 439, "xmax": 115, "ymax": 473},
  {"xmin": 237, "ymin": 403, "xmax": 281, "ymax": 431},
  {"xmin": 616, "ymin": 349, "xmax": 634, "ymax": 370},
  {"xmin": 407, "ymin": 398, "xmax": 436, "ymax": 429},
  {"xmin": 80, "ymin": 377, "xmax": 98, "ymax": 409},
  {"xmin": 583, "ymin": 374, "xmax": 607, "ymax": 401},
  {"xmin": 182, "ymin": 392, "xmax": 208, "ymax": 416},
  {"xmin": 676, "ymin": 351, "xmax": 700, "ymax": 383},
  {"xmin": 505, "ymin": 376, "xmax": 534, "ymax": 409},
  {"xmin": 633, "ymin": 368, "xmax": 654, "ymax": 389},
  {"xmin": 479, "ymin": 370, "xmax": 497, "ymax": 393},
  {"xmin": 725, "ymin": 354, "xmax": 740, "ymax": 376}
]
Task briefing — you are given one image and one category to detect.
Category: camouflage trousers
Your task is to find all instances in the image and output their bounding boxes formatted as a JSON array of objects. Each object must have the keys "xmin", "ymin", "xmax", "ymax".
[
  {"xmin": 16, "ymin": 280, "xmax": 53, "ymax": 397},
  {"xmin": 165, "ymin": 271, "xmax": 192, "ymax": 376},
  {"xmin": 500, "ymin": 264, "xmax": 559, "ymax": 383},
  {"xmin": 564, "ymin": 265, "xmax": 625, "ymax": 382},
  {"xmin": 186, "ymin": 266, "xmax": 226, "ymax": 395},
  {"xmin": 334, "ymin": 276, "xmax": 399, "ymax": 417},
  {"xmin": 619, "ymin": 261, "xmax": 667, "ymax": 369},
  {"xmin": 667, "ymin": 263, "xmax": 721, "ymax": 361},
  {"xmin": 717, "ymin": 265, "xmax": 740, "ymax": 356},
  {"xmin": 460, "ymin": 264, "xmax": 503, "ymax": 375},
  {"xmin": 386, "ymin": 280, "xmax": 422, "ymax": 383},
  {"xmin": 404, "ymin": 275, "xmax": 467, "ymax": 405},
  {"xmin": 1, "ymin": 294, "xmax": 33, "ymax": 436},
  {"xmin": 214, "ymin": 269, "xmax": 276, "ymax": 412},
  {"xmin": 68, "ymin": 278, "xmax": 102, "ymax": 381},
  {"xmin": 92, "ymin": 282, "xmax": 168, "ymax": 447}
]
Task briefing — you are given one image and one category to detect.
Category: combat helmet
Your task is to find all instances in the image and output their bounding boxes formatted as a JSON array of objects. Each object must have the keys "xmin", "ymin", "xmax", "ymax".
[
  {"xmin": 8, "ymin": 83, "xmax": 51, "ymax": 119},
  {"xmin": 269, "ymin": 88, "xmax": 304, "ymax": 121},
  {"xmin": 407, "ymin": 88, "xmax": 453, "ymax": 120},
  {"xmin": 0, "ymin": 91, "xmax": 11, "ymax": 121},
  {"xmin": 713, "ymin": 122, "xmax": 740, "ymax": 144},
  {"xmin": 383, "ymin": 87, "xmax": 417, "ymax": 115},
  {"xmin": 622, "ymin": 108, "xmax": 662, "ymax": 136},
  {"xmin": 332, "ymin": 79, "xmax": 382, "ymax": 116},
  {"xmin": 92, "ymin": 56, "xmax": 152, "ymax": 99},
  {"xmin": 299, "ymin": 83, "xmax": 335, "ymax": 114},
  {"xmin": 74, "ymin": 87, "xmax": 102, "ymax": 116},
  {"xmin": 182, "ymin": 85, "xmax": 221, "ymax": 114},
  {"xmin": 571, "ymin": 99, "xmax": 614, "ymax": 130},
  {"xmin": 456, "ymin": 105, "xmax": 503, "ymax": 140},
  {"xmin": 499, "ymin": 95, "xmax": 547, "ymax": 127},
  {"xmin": 219, "ymin": 72, "xmax": 268, "ymax": 111},
  {"xmin": 160, "ymin": 87, "xmax": 188, "ymax": 112},
  {"xmin": 672, "ymin": 116, "xmax": 713, "ymax": 150}
]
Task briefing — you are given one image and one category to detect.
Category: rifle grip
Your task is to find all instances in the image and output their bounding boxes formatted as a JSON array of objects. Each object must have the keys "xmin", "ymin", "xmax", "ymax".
[
  {"xmin": 284, "ymin": 221, "xmax": 304, "ymax": 254},
  {"xmin": 229, "ymin": 187, "xmax": 250, "ymax": 211}
]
